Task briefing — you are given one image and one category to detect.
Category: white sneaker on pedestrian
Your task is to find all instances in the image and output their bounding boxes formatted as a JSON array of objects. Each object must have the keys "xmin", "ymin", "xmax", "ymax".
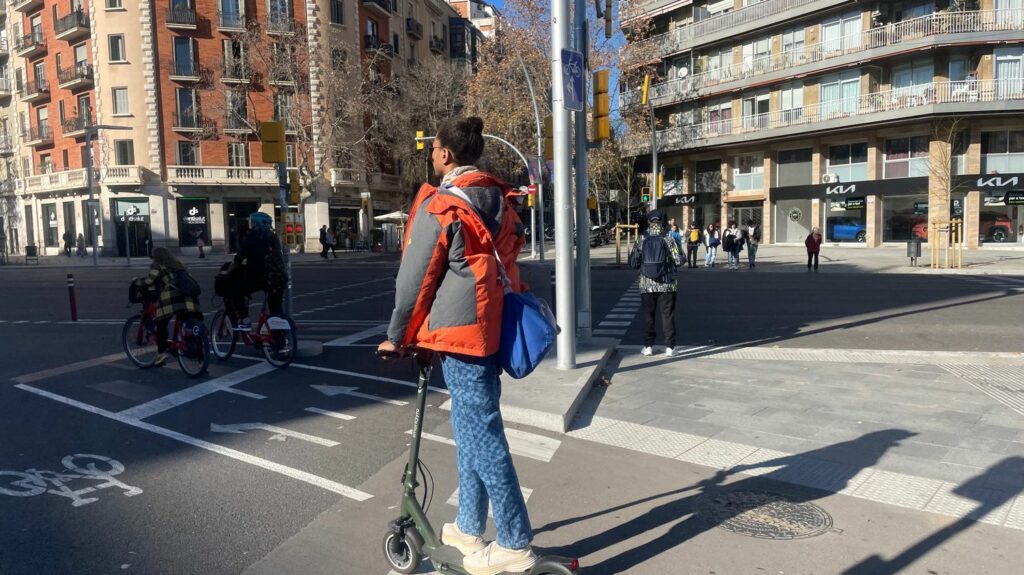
[
  {"xmin": 463, "ymin": 542, "xmax": 538, "ymax": 575},
  {"xmin": 640, "ymin": 346, "xmax": 653, "ymax": 356},
  {"xmin": 440, "ymin": 522, "xmax": 486, "ymax": 556},
  {"xmin": 664, "ymin": 347, "xmax": 676, "ymax": 357}
]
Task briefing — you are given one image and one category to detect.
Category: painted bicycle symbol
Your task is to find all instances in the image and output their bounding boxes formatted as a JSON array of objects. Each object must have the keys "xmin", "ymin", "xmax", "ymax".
[{"xmin": 0, "ymin": 454, "xmax": 143, "ymax": 507}]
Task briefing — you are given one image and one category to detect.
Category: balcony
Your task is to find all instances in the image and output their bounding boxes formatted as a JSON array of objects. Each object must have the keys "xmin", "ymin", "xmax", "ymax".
[
  {"xmin": 363, "ymin": 0, "xmax": 392, "ymax": 18},
  {"xmin": 166, "ymin": 6, "xmax": 198, "ymax": 30},
  {"xmin": 364, "ymin": 35, "xmax": 394, "ymax": 58},
  {"xmin": 169, "ymin": 60, "xmax": 202, "ymax": 82},
  {"xmin": 12, "ymin": 0, "xmax": 44, "ymax": 14},
  {"xmin": 330, "ymin": 168, "xmax": 365, "ymax": 187},
  {"xmin": 268, "ymin": 69, "xmax": 295, "ymax": 86},
  {"xmin": 57, "ymin": 63, "xmax": 93, "ymax": 90},
  {"xmin": 267, "ymin": 15, "xmax": 295, "ymax": 35},
  {"xmin": 172, "ymin": 111, "xmax": 216, "ymax": 134},
  {"xmin": 15, "ymin": 31, "xmax": 46, "ymax": 58},
  {"xmin": 23, "ymin": 125, "xmax": 53, "ymax": 147},
  {"xmin": 429, "ymin": 35, "xmax": 445, "ymax": 54},
  {"xmin": 167, "ymin": 165, "xmax": 278, "ymax": 186},
  {"xmin": 223, "ymin": 113, "xmax": 252, "ymax": 134},
  {"xmin": 0, "ymin": 37, "xmax": 9, "ymax": 56},
  {"xmin": 0, "ymin": 136, "xmax": 14, "ymax": 157},
  {"xmin": 633, "ymin": 9, "xmax": 1024, "ymax": 109},
  {"xmin": 19, "ymin": 78, "xmax": 49, "ymax": 103},
  {"xmin": 20, "ymin": 167, "xmax": 95, "ymax": 194},
  {"xmin": 0, "ymin": 77, "xmax": 11, "ymax": 99},
  {"xmin": 61, "ymin": 114, "xmax": 91, "ymax": 138},
  {"xmin": 368, "ymin": 172, "xmax": 400, "ymax": 189},
  {"xmin": 218, "ymin": 9, "xmax": 246, "ymax": 32},
  {"xmin": 626, "ymin": 79, "xmax": 1024, "ymax": 155},
  {"xmin": 100, "ymin": 166, "xmax": 145, "ymax": 185},
  {"xmin": 54, "ymin": 10, "xmax": 89, "ymax": 42},
  {"xmin": 406, "ymin": 18, "xmax": 423, "ymax": 39},
  {"xmin": 221, "ymin": 60, "xmax": 250, "ymax": 84}
]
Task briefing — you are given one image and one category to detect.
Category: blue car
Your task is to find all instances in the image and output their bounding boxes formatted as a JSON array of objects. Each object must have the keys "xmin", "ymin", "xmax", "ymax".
[{"xmin": 827, "ymin": 218, "xmax": 866, "ymax": 242}]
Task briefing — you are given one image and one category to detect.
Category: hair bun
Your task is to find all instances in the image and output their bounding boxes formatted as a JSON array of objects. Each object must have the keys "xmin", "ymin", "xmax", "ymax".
[{"xmin": 467, "ymin": 116, "xmax": 484, "ymax": 135}]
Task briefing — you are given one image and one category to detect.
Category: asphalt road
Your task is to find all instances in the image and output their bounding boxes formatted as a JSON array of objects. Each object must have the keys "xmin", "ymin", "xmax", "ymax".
[{"xmin": 1, "ymin": 257, "xmax": 1023, "ymax": 573}]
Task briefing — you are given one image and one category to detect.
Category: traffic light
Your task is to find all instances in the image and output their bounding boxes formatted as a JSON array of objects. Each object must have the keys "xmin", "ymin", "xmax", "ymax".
[
  {"xmin": 640, "ymin": 74, "xmax": 651, "ymax": 107},
  {"xmin": 288, "ymin": 169, "xmax": 301, "ymax": 205},
  {"xmin": 604, "ymin": 0, "xmax": 613, "ymax": 39},
  {"xmin": 259, "ymin": 121, "xmax": 286, "ymax": 163},
  {"xmin": 416, "ymin": 130, "xmax": 425, "ymax": 151},
  {"xmin": 641, "ymin": 187, "xmax": 650, "ymax": 203},
  {"xmin": 593, "ymin": 69, "xmax": 610, "ymax": 142},
  {"xmin": 543, "ymin": 115, "xmax": 553, "ymax": 161},
  {"xmin": 657, "ymin": 172, "xmax": 664, "ymax": 199}
]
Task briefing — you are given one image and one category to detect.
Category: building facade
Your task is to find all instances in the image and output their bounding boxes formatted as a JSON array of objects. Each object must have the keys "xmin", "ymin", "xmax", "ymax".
[{"xmin": 623, "ymin": 0, "xmax": 1024, "ymax": 249}]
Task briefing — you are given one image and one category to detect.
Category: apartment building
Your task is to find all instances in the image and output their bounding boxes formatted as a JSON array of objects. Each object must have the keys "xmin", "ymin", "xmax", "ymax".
[{"xmin": 623, "ymin": 0, "xmax": 1024, "ymax": 249}]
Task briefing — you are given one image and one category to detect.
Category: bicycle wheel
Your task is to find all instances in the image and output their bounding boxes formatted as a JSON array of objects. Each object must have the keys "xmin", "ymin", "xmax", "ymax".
[
  {"xmin": 0, "ymin": 471, "xmax": 47, "ymax": 497},
  {"xmin": 259, "ymin": 315, "xmax": 297, "ymax": 368},
  {"xmin": 122, "ymin": 313, "xmax": 159, "ymax": 368},
  {"xmin": 209, "ymin": 309, "xmax": 237, "ymax": 361},
  {"xmin": 177, "ymin": 325, "xmax": 209, "ymax": 378},
  {"xmin": 62, "ymin": 454, "xmax": 125, "ymax": 476}
]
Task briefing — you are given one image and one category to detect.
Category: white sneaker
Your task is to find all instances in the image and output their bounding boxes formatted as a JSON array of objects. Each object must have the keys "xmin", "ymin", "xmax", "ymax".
[
  {"xmin": 463, "ymin": 542, "xmax": 538, "ymax": 575},
  {"xmin": 664, "ymin": 347, "xmax": 676, "ymax": 357},
  {"xmin": 440, "ymin": 522, "xmax": 486, "ymax": 556},
  {"xmin": 640, "ymin": 346, "xmax": 653, "ymax": 356}
]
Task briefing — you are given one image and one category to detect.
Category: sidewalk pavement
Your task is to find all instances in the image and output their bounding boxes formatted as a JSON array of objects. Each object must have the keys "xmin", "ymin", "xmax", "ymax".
[{"xmin": 0, "ymin": 250, "xmax": 398, "ymax": 269}]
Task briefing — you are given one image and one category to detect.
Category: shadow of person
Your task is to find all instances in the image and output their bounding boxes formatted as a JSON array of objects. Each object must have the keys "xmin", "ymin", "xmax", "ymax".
[
  {"xmin": 538, "ymin": 430, "xmax": 915, "ymax": 573},
  {"xmin": 842, "ymin": 456, "xmax": 1024, "ymax": 575}
]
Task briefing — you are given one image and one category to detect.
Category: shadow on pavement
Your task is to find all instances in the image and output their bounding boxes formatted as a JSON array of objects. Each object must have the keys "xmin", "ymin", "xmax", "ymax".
[{"xmin": 535, "ymin": 430, "xmax": 915, "ymax": 574}]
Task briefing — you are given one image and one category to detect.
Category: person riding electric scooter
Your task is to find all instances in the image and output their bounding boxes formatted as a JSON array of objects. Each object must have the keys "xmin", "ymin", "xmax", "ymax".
[{"xmin": 378, "ymin": 116, "xmax": 578, "ymax": 575}]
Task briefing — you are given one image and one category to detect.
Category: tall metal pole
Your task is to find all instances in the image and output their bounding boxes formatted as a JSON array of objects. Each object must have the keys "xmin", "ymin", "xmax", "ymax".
[
  {"xmin": 573, "ymin": 6, "xmax": 591, "ymax": 340},
  {"xmin": 85, "ymin": 129, "xmax": 97, "ymax": 266},
  {"xmin": 551, "ymin": 0, "xmax": 575, "ymax": 369},
  {"xmin": 649, "ymin": 100, "xmax": 658, "ymax": 210},
  {"xmin": 277, "ymin": 163, "xmax": 293, "ymax": 316},
  {"xmin": 515, "ymin": 52, "xmax": 546, "ymax": 262}
]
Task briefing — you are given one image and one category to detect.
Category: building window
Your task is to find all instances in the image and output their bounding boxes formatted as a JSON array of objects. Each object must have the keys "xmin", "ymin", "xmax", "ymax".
[
  {"xmin": 39, "ymin": 154, "xmax": 53, "ymax": 174},
  {"xmin": 114, "ymin": 140, "xmax": 134, "ymax": 165},
  {"xmin": 112, "ymin": 87, "xmax": 129, "ymax": 115},
  {"xmin": 827, "ymin": 143, "xmax": 868, "ymax": 183},
  {"xmin": 819, "ymin": 69, "xmax": 860, "ymax": 117},
  {"xmin": 286, "ymin": 144, "xmax": 296, "ymax": 167},
  {"xmin": 884, "ymin": 136, "xmax": 929, "ymax": 179},
  {"xmin": 740, "ymin": 89, "xmax": 769, "ymax": 130},
  {"xmin": 981, "ymin": 130, "xmax": 1024, "ymax": 174},
  {"xmin": 695, "ymin": 159, "xmax": 721, "ymax": 194},
  {"xmin": 275, "ymin": 92, "xmax": 292, "ymax": 124},
  {"xmin": 330, "ymin": 0, "xmax": 344, "ymax": 24},
  {"xmin": 779, "ymin": 82, "xmax": 803, "ymax": 123},
  {"xmin": 108, "ymin": 34, "xmax": 126, "ymax": 62},
  {"xmin": 367, "ymin": 18, "xmax": 379, "ymax": 39},
  {"xmin": 741, "ymin": 36, "xmax": 770, "ymax": 76},
  {"xmin": 952, "ymin": 131, "xmax": 969, "ymax": 176},
  {"xmin": 228, "ymin": 142, "xmax": 249, "ymax": 167},
  {"xmin": 780, "ymin": 26, "xmax": 804, "ymax": 62},
  {"xmin": 822, "ymin": 10, "xmax": 861, "ymax": 53},
  {"xmin": 393, "ymin": 33, "xmax": 400, "ymax": 55},
  {"xmin": 173, "ymin": 37, "xmax": 196, "ymax": 75},
  {"xmin": 106, "ymin": 0, "xmax": 122, "ymax": 8},
  {"xmin": 176, "ymin": 141, "xmax": 199, "ymax": 165},
  {"xmin": 732, "ymin": 154, "xmax": 764, "ymax": 191},
  {"xmin": 891, "ymin": 58, "xmax": 934, "ymax": 103},
  {"xmin": 994, "ymin": 46, "xmax": 1024, "ymax": 98},
  {"xmin": 776, "ymin": 148, "xmax": 812, "ymax": 187}
]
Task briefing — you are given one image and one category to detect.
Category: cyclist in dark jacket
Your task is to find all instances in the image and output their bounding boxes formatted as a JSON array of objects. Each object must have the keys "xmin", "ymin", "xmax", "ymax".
[{"xmin": 223, "ymin": 212, "xmax": 287, "ymax": 329}]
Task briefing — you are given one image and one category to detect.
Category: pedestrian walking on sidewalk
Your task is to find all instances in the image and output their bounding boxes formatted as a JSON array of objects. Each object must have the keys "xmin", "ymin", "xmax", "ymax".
[
  {"xmin": 325, "ymin": 228, "xmax": 338, "ymax": 258},
  {"xmin": 62, "ymin": 231, "xmax": 74, "ymax": 257},
  {"xmin": 723, "ymin": 221, "xmax": 743, "ymax": 270},
  {"xmin": 704, "ymin": 223, "xmax": 719, "ymax": 268},
  {"xmin": 743, "ymin": 219, "xmax": 761, "ymax": 268},
  {"xmin": 75, "ymin": 233, "xmax": 86, "ymax": 258},
  {"xmin": 668, "ymin": 218, "xmax": 683, "ymax": 254},
  {"xmin": 629, "ymin": 209, "xmax": 682, "ymax": 358},
  {"xmin": 685, "ymin": 222, "xmax": 701, "ymax": 268},
  {"xmin": 806, "ymin": 227, "xmax": 823, "ymax": 271},
  {"xmin": 379, "ymin": 116, "xmax": 537, "ymax": 575},
  {"xmin": 318, "ymin": 225, "xmax": 329, "ymax": 259},
  {"xmin": 195, "ymin": 231, "xmax": 206, "ymax": 259}
]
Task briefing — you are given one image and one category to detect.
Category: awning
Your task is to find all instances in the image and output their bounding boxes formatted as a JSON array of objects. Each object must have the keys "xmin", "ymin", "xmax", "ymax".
[{"xmin": 373, "ymin": 211, "xmax": 409, "ymax": 223}]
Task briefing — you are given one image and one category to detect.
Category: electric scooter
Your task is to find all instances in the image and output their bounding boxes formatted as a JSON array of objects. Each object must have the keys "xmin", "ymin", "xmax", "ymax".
[{"xmin": 379, "ymin": 348, "xmax": 579, "ymax": 575}]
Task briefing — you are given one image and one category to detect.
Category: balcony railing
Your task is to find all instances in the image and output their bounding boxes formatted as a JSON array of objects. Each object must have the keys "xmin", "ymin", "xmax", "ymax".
[
  {"xmin": 167, "ymin": 165, "xmax": 278, "ymax": 185},
  {"xmin": 223, "ymin": 113, "xmax": 251, "ymax": 132},
  {"xmin": 173, "ymin": 111, "xmax": 216, "ymax": 132},
  {"xmin": 0, "ymin": 77, "xmax": 11, "ymax": 96},
  {"xmin": 57, "ymin": 63, "xmax": 93, "ymax": 88},
  {"xmin": 100, "ymin": 166, "xmax": 144, "ymax": 185},
  {"xmin": 19, "ymin": 77, "xmax": 50, "ymax": 102},
  {"xmin": 167, "ymin": 6, "xmax": 198, "ymax": 28},
  {"xmin": 429, "ymin": 35, "xmax": 445, "ymax": 54},
  {"xmin": 267, "ymin": 15, "xmax": 295, "ymax": 34},
  {"xmin": 364, "ymin": 35, "xmax": 394, "ymax": 57},
  {"xmin": 629, "ymin": 79, "xmax": 1024, "ymax": 154},
  {"xmin": 222, "ymin": 60, "xmax": 249, "ymax": 82},
  {"xmin": 363, "ymin": 0, "xmax": 393, "ymax": 17},
  {"xmin": 330, "ymin": 168, "xmax": 365, "ymax": 186},
  {"xmin": 406, "ymin": 18, "xmax": 423, "ymax": 39},
  {"xmin": 21, "ymin": 167, "xmax": 94, "ymax": 193},
  {"xmin": 15, "ymin": 31, "xmax": 46, "ymax": 56},
  {"xmin": 61, "ymin": 114, "xmax": 90, "ymax": 136},
  {"xmin": 170, "ymin": 60, "xmax": 201, "ymax": 79},
  {"xmin": 218, "ymin": 9, "xmax": 246, "ymax": 30},
  {"xmin": 633, "ymin": 9, "xmax": 1024, "ymax": 108},
  {"xmin": 54, "ymin": 9, "xmax": 90, "ymax": 40},
  {"xmin": 23, "ymin": 125, "xmax": 53, "ymax": 145}
]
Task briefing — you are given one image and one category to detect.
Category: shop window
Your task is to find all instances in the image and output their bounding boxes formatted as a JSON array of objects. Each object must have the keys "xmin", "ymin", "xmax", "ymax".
[
  {"xmin": 42, "ymin": 204, "xmax": 58, "ymax": 247},
  {"xmin": 827, "ymin": 143, "xmax": 868, "ymax": 183},
  {"xmin": 732, "ymin": 154, "xmax": 763, "ymax": 190},
  {"xmin": 981, "ymin": 130, "xmax": 1024, "ymax": 174},
  {"xmin": 663, "ymin": 166, "xmax": 685, "ymax": 195},
  {"xmin": 826, "ymin": 197, "xmax": 867, "ymax": 243},
  {"xmin": 884, "ymin": 136, "xmax": 929, "ymax": 179},
  {"xmin": 776, "ymin": 148, "xmax": 812, "ymax": 187},
  {"xmin": 882, "ymin": 195, "xmax": 929, "ymax": 242},
  {"xmin": 695, "ymin": 159, "xmax": 721, "ymax": 194},
  {"xmin": 177, "ymin": 198, "xmax": 209, "ymax": 247},
  {"xmin": 979, "ymin": 195, "xmax": 1020, "ymax": 243}
]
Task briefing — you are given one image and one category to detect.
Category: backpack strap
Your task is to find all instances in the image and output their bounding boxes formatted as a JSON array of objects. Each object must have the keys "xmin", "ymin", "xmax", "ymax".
[{"xmin": 443, "ymin": 184, "xmax": 512, "ymax": 295}]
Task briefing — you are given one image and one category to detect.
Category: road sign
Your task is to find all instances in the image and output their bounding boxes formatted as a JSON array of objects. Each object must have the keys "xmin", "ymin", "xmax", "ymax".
[
  {"xmin": 528, "ymin": 184, "xmax": 538, "ymax": 196},
  {"xmin": 561, "ymin": 49, "xmax": 584, "ymax": 112}
]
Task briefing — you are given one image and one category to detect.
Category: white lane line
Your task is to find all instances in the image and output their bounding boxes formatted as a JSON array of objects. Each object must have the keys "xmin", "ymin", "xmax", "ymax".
[
  {"xmin": 15, "ymin": 384, "xmax": 372, "ymax": 501},
  {"xmin": 11, "ymin": 352, "xmax": 126, "ymax": 384},
  {"xmin": 117, "ymin": 363, "xmax": 274, "ymax": 420},
  {"xmin": 221, "ymin": 387, "xmax": 266, "ymax": 399},
  {"xmin": 611, "ymin": 307, "xmax": 640, "ymax": 313},
  {"xmin": 12, "ymin": 320, "xmax": 29, "ymax": 324},
  {"xmin": 211, "ymin": 422, "xmax": 341, "ymax": 447},
  {"xmin": 305, "ymin": 407, "xmax": 357, "ymax": 421},
  {"xmin": 311, "ymin": 384, "xmax": 407, "ymax": 406},
  {"xmin": 412, "ymin": 428, "xmax": 561, "ymax": 463},
  {"xmin": 237, "ymin": 355, "xmax": 450, "ymax": 395},
  {"xmin": 324, "ymin": 323, "xmax": 388, "ymax": 347},
  {"xmin": 447, "ymin": 486, "xmax": 533, "ymax": 517}
]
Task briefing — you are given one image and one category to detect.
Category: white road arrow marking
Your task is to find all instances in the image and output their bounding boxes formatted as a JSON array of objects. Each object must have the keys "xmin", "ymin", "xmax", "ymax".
[
  {"xmin": 210, "ymin": 423, "xmax": 340, "ymax": 447},
  {"xmin": 311, "ymin": 384, "xmax": 407, "ymax": 406}
]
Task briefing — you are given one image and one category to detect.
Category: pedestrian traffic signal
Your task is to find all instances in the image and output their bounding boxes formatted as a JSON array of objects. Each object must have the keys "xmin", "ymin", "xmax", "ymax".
[
  {"xmin": 543, "ymin": 115, "xmax": 554, "ymax": 161},
  {"xmin": 641, "ymin": 187, "xmax": 651, "ymax": 203},
  {"xmin": 288, "ymin": 169, "xmax": 301, "ymax": 205},
  {"xmin": 593, "ymin": 70, "xmax": 610, "ymax": 142},
  {"xmin": 259, "ymin": 121, "xmax": 286, "ymax": 164},
  {"xmin": 416, "ymin": 130, "xmax": 425, "ymax": 151}
]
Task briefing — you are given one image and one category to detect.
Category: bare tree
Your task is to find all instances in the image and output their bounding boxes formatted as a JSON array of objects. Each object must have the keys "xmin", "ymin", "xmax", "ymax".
[{"xmin": 927, "ymin": 116, "xmax": 969, "ymax": 245}]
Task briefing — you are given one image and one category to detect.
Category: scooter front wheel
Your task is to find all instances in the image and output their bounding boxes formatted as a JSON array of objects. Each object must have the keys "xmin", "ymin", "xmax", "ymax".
[
  {"xmin": 529, "ymin": 556, "xmax": 580, "ymax": 575},
  {"xmin": 382, "ymin": 530, "xmax": 422, "ymax": 574}
]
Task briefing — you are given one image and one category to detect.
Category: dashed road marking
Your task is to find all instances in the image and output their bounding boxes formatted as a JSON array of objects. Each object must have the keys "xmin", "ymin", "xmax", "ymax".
[
  {"xmin": 11, "ymin": 352, "xmax": 127, "ymax": 384},
  {"xmin": 305, "ymin": 407, "xmax": 357, "ymax": 421}
]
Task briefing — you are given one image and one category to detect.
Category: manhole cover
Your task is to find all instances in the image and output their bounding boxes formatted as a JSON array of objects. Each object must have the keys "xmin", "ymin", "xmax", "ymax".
[{"xmin": 695, "ymin": 490, "xmax": 833, "ymax": 540}]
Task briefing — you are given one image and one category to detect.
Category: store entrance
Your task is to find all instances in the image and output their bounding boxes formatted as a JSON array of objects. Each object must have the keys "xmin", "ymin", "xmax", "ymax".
[
  {"xmin": 730, "ymin": 204, "xmax": 763, "ymax": 228},
  {"xmin": 116, "ymin": 217, "xmax": 151, "ymax": 258},
  {"xmin": 226, "ymin": 201, "xmax": 259, "ymax": 253}
]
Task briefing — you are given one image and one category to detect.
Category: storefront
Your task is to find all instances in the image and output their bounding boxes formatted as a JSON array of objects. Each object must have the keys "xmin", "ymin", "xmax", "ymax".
[
  {"xmin": 113, "ymin": 198, "xmax": 152, "ymax": 258},
  {"xmin": 225, "ymin": 200, "xmax": 260, "ymax": 253},
  {"xmin": 329, "ymin": 197, "xmax": 362, "ymax": 249},
  {"xmin": 955, "ymin": 174, "xmax": 1024, "ymax": 245},
  {"xmin": 177, "ymin": 197, "xmax": 210, "ymax": 249}
]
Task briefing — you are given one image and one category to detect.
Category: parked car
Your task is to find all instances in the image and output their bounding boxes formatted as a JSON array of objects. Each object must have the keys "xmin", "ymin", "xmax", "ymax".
[
  {"xmin": 911, "ymin": 212, "xmax": 1013, "ymax": 242},
  {"xmin": 827, "ymin": 217, "xmax": 867, "ymax": 242}
]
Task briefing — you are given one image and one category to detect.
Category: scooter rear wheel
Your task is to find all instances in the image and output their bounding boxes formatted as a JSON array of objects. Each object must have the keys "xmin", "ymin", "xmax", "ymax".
[{"xmin": 382, "ymin": 530, "xmax": 421, "ymax": 574}]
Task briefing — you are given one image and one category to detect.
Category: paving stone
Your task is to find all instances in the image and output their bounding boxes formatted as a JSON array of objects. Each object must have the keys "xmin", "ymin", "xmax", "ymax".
[
  {"xmin": 923, "ymin": 482, "xmax": 1013, "ymax": 525},
  {"xmin": 852, "ymin": 470, "xmax": 945, "ymax": 510},
  {"xmin": 710, "ymin": 428, "xmax": 811, "ymax": 454},
  {"xmin": 644, "ymin": 414, "xmax": 726, "ymax": 438},
  {"xmin": 942, "ymin": 447, "xmax": 1015, "ymax": 469}
]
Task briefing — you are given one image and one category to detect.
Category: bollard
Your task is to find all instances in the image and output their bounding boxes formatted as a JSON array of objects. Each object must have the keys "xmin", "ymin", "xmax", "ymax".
[{"xmin": 67, "ymin": 273, "xmax": 78, "ymax": 322}]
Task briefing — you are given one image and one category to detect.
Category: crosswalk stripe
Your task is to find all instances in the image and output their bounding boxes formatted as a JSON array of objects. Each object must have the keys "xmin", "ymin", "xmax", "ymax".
[
  {"xmin": 593, "ymin": 329, "xmax": 627, "ymax": 336},
  {"xmin": 605, "ymin": 314, "xmax": 635, "ymax": 319},
  {"xmin": 599, "ymin": 321, "xmax": 632, "ymax": 327}
]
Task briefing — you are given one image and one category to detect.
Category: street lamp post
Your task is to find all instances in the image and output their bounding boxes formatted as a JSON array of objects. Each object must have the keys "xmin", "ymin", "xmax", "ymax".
[{"xmin": 84, "ymin": 124, "xmax": 132, "ymax": 266}]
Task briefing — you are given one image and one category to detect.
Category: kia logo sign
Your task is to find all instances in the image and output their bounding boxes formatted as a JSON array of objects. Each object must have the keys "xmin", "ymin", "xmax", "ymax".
[
  {"xmin": 825, "ymin": 184, "xmax": 856, "ymax": 195},
  {"xmin": 977, "ymin": 176, "xmax": 1019, "ymax": 188}
]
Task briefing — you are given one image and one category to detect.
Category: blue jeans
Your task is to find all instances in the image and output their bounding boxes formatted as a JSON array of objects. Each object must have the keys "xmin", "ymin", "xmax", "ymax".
[
  {"xmin": 442, "ymin": 353, "xmax": 533, "ymax": 549},
  {"xmin": 728, "ymin": 250, "xmax": 740, "ymax": 268},
  {"xmin": 747, "ymin": 243, "xmax": 758, "ymax": 266},
  {"xmin": 704, "ymin": 246, "xmax": 717, "ymax": 266}
]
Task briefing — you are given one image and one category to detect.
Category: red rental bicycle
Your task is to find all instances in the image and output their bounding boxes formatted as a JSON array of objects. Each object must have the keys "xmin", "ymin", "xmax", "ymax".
[
  {"xmin": 122, "ymin": 284, "xmax": 209, "ymax": 377},
  {"xmin": 209, "ymin": 298, "xmax": 297, "ymax": 368}
]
